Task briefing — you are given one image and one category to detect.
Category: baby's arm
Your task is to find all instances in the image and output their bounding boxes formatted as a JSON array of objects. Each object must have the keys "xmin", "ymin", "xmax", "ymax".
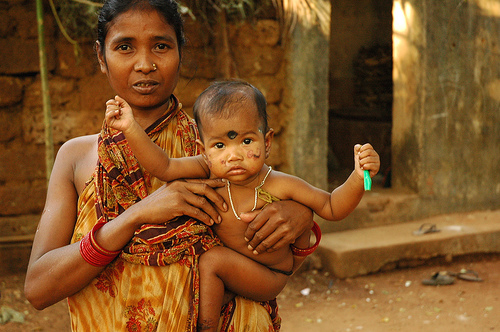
[
  {"xmin": 105, "ymin": 96, "xmax": 209, "ymax": 181},
  {"xmin": 324, "ymin": 143, "xmax": 380, "ymax": 219},
  {"xmin": 275, "ymin": 143, "xmax": 380, "ymax": 221}
]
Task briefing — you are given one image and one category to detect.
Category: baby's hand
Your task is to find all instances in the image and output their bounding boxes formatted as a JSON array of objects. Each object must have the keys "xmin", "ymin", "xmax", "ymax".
[
  {"xmin": 105, "ymin": 95, "xmax": 135, "ymax": 133},
  {"xmin": 354, "ymin": 143, "xmax": 380, "ymax": 179}
]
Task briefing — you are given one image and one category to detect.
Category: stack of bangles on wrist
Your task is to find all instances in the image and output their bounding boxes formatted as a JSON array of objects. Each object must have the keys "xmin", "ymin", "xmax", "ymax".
[
  {"xmin": 79, "ymin": 222, "xmax": 121, "ymax": 267},
  {"xmin": 290, "ymin": 221, "xmax": 322, "ymax": 256}
]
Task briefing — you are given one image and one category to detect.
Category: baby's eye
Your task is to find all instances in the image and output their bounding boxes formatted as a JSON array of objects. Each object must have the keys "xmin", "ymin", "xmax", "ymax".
[
  {"xmin": 242, "ymin": 138, "xmax": 252, "ymax": 145},
  {"xmin": 214, "ymin": 143, "xmax": 224, "ymax": 149}
]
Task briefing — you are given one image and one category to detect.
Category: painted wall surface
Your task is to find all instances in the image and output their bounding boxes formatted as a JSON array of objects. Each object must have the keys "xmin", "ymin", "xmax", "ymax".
[{"xmin": 393, "ymin": 0, "xmax": 500, "ymax": 215}]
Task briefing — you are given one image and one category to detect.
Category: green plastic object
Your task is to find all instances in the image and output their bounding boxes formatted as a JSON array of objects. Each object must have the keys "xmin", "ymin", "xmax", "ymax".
[{"xmin": 364, "ymin": 170, "xmax": 372, "ymax": 191}]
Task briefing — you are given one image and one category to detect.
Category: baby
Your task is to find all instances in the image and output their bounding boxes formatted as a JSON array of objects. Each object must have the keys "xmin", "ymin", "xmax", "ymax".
[{"xmin": 106, "ymin": 80, "xmax": 380, "ymax": 331}]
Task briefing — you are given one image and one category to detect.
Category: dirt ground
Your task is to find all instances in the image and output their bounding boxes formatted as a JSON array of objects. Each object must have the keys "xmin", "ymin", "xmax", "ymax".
[
  {"xmin": 1, "ymin": 252, "xmax": 499, "ymax": 331},
  {"xmin": 279, "ymin": 253, "xmax": 499, "ymax": 332}
]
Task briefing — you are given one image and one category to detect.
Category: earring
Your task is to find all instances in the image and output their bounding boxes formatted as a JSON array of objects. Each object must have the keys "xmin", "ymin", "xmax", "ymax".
[{"xmin": 152, "ymin": 63, "xmax": 157, "ymax": 71}]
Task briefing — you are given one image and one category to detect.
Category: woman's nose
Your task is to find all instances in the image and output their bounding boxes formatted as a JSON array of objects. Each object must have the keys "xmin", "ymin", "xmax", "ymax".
[{"xmin": 134, "ymin": 53, "xmax": 156, "ymax": 73}]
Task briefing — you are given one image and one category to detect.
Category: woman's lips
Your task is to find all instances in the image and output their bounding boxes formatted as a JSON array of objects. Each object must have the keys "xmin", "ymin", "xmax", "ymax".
[{"xmin": 133, "ymin": 80, "xmax": 159, "ymax": 94}]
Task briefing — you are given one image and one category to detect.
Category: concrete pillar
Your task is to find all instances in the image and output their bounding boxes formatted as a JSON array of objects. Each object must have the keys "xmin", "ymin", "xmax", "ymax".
[{"xmin": 284, "ymin": 23, "xmax": 330, "ymax": 190}]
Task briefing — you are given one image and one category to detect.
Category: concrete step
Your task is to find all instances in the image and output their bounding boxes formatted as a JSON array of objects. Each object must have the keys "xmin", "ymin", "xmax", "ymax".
[{"xmin": 316, "ymin": 209, "xmax": 500, "ymax": 279}]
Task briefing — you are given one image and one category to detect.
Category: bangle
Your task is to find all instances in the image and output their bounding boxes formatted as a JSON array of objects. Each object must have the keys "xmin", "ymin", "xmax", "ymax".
[
  {"xmin": 290, "ymin": 221, "xmax": 322, "ymax": 257},
  {"xmin": 79, "ymin": 222, "xmax": 121, "ymax": 267}
]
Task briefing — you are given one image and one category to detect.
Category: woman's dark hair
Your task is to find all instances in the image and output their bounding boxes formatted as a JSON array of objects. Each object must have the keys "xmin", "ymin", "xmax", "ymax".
[
  {"xmin": 97, "ymin": 0, "xmax": 185, "ymax": 59},
  {"xmin": 193, "ymin": 80, "xmax": 269, "ymax": 139}
]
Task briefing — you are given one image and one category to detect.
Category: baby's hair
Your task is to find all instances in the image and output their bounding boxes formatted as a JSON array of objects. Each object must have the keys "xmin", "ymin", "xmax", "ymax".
[{"xmin": 193, "ymin": 80, "xmax": 268, "ymax": 139}]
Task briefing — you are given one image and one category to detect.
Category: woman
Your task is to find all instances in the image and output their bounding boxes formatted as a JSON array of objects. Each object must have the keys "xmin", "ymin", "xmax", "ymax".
[{"xmin": 24, "ymin": 0, "xmax": 313, "ymax": 331}]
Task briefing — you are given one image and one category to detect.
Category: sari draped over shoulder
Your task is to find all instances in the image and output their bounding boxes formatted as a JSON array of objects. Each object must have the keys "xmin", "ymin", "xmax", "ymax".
[{"xmin": 69, "ymin": 96, "xmax": 281, "ymax": 332}]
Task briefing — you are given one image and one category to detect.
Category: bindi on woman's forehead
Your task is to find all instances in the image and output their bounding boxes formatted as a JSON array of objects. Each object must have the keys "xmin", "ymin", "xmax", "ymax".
[{"xmin": 227, "ymin": 130, "xmax": 238, "ymax": 140}]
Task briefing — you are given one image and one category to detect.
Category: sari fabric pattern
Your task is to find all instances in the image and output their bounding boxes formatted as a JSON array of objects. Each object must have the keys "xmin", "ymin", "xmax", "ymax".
[{"xmin": 69, "ymin": 96, "xmax": 280, "ymax": 331}]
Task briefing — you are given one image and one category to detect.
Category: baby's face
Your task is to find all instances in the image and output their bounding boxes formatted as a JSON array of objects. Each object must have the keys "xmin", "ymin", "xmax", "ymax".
[{"xmin": 199, "ymin": 107, "xmax": 271, "ymax": 185}]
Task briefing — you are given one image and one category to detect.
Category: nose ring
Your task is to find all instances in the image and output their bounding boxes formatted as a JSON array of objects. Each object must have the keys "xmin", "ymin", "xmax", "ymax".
[{"xmin": 152, "ymin": 63, "xmax": 157, "ymax": 71}]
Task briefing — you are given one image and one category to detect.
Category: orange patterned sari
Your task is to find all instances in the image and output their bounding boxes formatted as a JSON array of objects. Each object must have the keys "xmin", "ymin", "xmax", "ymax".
[{"xmin": 69, "ymin": 96, "xmax": 280, "ymax": 331}]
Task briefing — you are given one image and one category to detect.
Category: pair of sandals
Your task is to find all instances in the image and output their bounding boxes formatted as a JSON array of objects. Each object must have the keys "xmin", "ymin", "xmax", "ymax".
[{"xmin": 422, "ymin": 269, "xmax": 483, "ymax": 286}]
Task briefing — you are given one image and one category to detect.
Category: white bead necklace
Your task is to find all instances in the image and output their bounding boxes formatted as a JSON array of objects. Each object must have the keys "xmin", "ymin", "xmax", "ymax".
[{"xmin": 226, "ymin": 166, "xmax": 272, "ymax": 220}]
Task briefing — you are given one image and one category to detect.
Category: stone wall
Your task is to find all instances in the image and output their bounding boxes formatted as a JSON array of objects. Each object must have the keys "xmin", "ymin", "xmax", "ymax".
[{"xmin": 0, "ymin": 1, "xmax": 291, "ymax": 273}]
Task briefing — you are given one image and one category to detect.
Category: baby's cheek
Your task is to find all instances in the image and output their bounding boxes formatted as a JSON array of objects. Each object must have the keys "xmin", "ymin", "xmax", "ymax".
[
  {"xmin": 247, "ymin": 148, "xmax": 262, "ymax": 160},
  {"xmin": 205, "ymin": 153, "xmax": 223, "ymax": 168}
]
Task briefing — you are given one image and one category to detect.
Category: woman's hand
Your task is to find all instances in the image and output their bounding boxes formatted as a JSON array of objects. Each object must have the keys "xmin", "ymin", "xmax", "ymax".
[
  {"xmin": 136, "ymin": 178, "xmax": 227, "ymax": 226},
  {"xmin": 97, "ymin": 178, "xmax": 228, "ymax": 252},
  {"xmin": 239, "ymin": 200, "xmax": 313, "ymax": 254}
]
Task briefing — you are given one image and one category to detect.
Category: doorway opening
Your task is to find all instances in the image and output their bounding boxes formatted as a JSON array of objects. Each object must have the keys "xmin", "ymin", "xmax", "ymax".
[{"xmin": 328, "ymin": 0, "xmax": 393, "ymax": 189}]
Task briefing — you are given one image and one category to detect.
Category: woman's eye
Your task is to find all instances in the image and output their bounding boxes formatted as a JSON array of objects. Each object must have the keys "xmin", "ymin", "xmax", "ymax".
[
  {"xmin": 117, "ymin": 44, "xmax": 131, "ymax": 51},
  {"xmin": 243, "ymin": 138, "xmax": 252, "ymax": 145},
  {"xmin": 156, "ymin": 43, "xmax": 172, "ymax": 51},
  {"xmin": 214, "ymin": 143, "xmax": 224, "ymax": 149}
]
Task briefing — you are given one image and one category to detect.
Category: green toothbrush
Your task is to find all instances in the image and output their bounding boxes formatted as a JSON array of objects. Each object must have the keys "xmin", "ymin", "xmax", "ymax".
[{"xmin": 364, "ymin": 170, "xmax": 372, "ymax": 191}]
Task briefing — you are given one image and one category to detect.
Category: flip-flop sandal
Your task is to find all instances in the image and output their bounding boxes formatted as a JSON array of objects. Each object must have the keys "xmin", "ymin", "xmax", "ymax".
[
  {"xmin": 450, "ymin": 269, "xmax": 483, "ymax": 282},
  {"xmin": 412, "ymin": 223, "xmax": 441, "ymax": 236},
  {"xmin": 422, "ymin": 271, "xmax": 455, "ymax": 286}
]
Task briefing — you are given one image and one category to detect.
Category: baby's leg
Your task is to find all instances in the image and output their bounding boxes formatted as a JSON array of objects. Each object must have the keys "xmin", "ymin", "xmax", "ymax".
[{"xmin": 197, "ymin": 246, "xmax": 290, "ymax": 331}]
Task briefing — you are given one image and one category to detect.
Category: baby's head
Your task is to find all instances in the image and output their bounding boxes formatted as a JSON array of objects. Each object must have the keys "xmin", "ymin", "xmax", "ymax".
[
  {"xmin": 193, "ymin": 80, "xmax": 269, "ymax": 141},
  {"xmin": 193, "ymin": 80, "xmax": 273, "ymax": 181}
]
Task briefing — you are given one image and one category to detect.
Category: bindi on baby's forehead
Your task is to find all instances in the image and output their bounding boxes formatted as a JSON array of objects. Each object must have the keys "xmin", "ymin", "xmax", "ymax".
[{"xmin": 227, "ymin": 130, "xmax": 238, "ymax": 139}]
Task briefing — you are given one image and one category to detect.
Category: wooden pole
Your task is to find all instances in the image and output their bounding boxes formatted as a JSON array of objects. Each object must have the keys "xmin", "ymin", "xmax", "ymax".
[{"xmin": 36, "ymin": 0, "xmax": 54, "ymax": 184}]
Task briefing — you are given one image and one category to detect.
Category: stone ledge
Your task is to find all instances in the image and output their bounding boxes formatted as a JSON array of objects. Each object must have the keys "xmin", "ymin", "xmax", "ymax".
[{"xmin": 317, "ymin": 209, "xmax": 500, "ymax": 279}]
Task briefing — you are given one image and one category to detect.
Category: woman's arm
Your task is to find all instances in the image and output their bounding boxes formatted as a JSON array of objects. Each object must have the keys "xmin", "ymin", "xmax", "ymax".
[
  {"xmin": 290, "ymin": 228, "xmax": 311, "ymax": 272},
  {"xmin": 25, "ymin": 140, "xmax": 226, "ymax": 310},
  {"xmin": 24, "ymin": 138, "xmax": 129, "ymax": 310}
]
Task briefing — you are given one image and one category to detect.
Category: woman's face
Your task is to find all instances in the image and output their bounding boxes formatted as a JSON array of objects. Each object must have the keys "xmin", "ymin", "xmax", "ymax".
[{"xmin": 97, "ymin": 8, "xmax": 180, "ymax": 114}]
